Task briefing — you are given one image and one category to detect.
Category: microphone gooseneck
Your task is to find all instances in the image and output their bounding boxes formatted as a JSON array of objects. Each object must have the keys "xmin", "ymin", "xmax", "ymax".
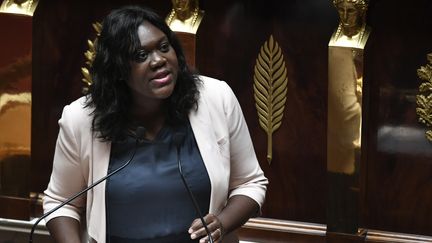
[
  {"xmin": 29, "ymin": 127, "xmax": 146, "ymax": 243},
  {"xmin": 173, "ymin": 132, "xmax": 214, "ymax": 243}
]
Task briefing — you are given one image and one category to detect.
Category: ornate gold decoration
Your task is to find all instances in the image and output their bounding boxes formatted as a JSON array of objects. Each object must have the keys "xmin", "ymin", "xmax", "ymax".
[
  {"xmin": 0, "ymin": 0, "xmax": 39, "ymax": 16},
  {"xmin": 166, "ymin": 7, "xmax": 199, "ymax": 28},
  {"xmin": 332, "ymin": 0, "xmax": 367, "ymax": 10},
  {"xmin": 329, "ymin": 0, "xmax": 370, "ymax": 48},
  {"xmin": 165, "ymin": 0, "xmax": 204, "ymax": 34},
  {"xmin": 253, "ymin": 35, "xmax": 288, "ymax": 164},
  {"xmin": 416, "ymin": 53, "xmax": 432, "ymax": 142},
  {"xmin": 332, "ymin": 24, "xmax": 368, "ymax": 47},
  {"xmin": 81, "ymin": 22, "xmax": 102, "ymax": 92}
]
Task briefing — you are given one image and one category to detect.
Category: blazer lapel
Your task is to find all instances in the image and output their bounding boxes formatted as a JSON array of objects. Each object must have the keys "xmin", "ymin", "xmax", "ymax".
[
  {"xmin": 87, "ymin": 138, "xmax": 111, "ymax": 243},
  {"xmin": 189, "ymin": 98, "xmax": 226, "ymax": 214}
]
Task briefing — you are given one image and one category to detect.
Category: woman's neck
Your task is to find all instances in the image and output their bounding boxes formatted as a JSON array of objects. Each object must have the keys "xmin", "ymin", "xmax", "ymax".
[{"xmin": 130, "ymin": 103, "xmax": 167, "ymax": 140}]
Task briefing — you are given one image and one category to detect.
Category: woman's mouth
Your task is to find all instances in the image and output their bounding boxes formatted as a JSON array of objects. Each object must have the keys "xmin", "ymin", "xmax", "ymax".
[{"xmin": 151, "ymin": 72, "xmax": 171, "ymax": 86}]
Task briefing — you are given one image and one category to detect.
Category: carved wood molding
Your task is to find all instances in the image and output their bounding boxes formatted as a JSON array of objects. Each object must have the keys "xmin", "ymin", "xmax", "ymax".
[
  {"xmin": 242, "ymin": 218, "xmax": 326, "ymax": 236},
  {"xmin": 240, "ymin": 218, "xmax": 432, "ymax": 243}
]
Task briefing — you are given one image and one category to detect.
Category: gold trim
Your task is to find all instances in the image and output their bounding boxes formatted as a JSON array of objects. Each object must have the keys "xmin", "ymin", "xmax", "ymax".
[
  {"xmin": 253, "ymin": 35, "xmax": 288, "ymax": 164},
  {"xmin": 415, "ymin": 53, "xmax": 432, "ymax": 142},
  {"xmin": 81, "ymin": 22, "xmax": 102, "ymax": 92}
]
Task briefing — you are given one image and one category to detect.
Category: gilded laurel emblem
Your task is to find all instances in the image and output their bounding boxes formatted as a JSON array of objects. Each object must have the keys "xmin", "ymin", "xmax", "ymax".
[
  {"xmin": 416, "ymin": 53, "xmax": 432, "ymax": 142},
  {"xmin": 253, "ymin": 35, "xmax": 288, "ymax": 164},
  {"xmin": 81, "ymin": 22, "xmax": 102, "ymax": 92}
]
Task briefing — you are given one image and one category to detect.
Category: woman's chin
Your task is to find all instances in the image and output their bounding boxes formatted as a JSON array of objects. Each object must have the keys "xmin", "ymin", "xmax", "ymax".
[{"xmin": 155, "ymin": 87, "xmax": 175, "ymax": 99}]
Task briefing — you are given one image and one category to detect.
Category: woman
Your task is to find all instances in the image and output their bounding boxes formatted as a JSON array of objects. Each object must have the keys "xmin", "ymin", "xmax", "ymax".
[{"xmin": 43, "ymin": 5, "xmax": 268, "ymax": 243}]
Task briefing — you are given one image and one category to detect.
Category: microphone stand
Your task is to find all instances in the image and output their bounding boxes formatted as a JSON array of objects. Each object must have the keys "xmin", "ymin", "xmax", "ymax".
[
  {"xmin": 174, "ymin": 133, "xmax": 214, "ymax": 243},
  {"xmin": 29, "ymin": 127, "xmax": 146, "ymax": 243}
]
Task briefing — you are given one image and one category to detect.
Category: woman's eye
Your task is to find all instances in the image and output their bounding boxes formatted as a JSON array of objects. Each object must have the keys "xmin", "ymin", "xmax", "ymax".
[
  {"xmin": 135, "ymin": 50, "xmax": 148, "ymax": 62},
  {"xmin": 160, "ymin": 43, "xmax": 170, "ymax": 52}
]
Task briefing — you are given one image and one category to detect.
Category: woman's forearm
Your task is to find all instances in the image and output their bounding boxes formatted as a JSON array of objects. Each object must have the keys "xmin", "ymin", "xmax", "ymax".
[
  {"xmin": 46, "ymin": 216, "xmax": 81, "ymax": 243},
  {"xmin": 217, "ymin": 195, "xmax": 259, "ymax": 235}
]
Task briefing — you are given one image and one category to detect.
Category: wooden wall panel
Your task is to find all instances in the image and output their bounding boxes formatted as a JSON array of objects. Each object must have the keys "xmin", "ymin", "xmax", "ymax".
[
  {"xmin": 32, "ymin": 0, "xmax": 93, "ymax": 194},
  {"xmin": 196, "ymin": 0, "xmax": 336, "ymax": 224},
  {"xmin": 362, "ymin": 0, "xmax": 432, "ymax": 236},
  {"xmin": 31, "ymin": 0, "xmax": 334, "ymax": 224},
  {"xmin": 25, "ymin": 0, "xmax": 432, "ymax": 241}
]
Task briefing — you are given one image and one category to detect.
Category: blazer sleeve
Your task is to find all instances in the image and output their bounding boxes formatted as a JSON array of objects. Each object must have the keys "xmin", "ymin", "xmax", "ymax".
[
  {"xmin": 43, "ymin": 103, "xmax": 88, "ymax": 223},
  {"xmin": 220, "ymin": 81, "xmax": 268, "ymax": 209}
]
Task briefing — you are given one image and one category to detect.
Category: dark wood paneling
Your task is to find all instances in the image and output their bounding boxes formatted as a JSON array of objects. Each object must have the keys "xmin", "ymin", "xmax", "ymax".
[
  {"xmin": 362, "ymin": 0, "xmax": 432, "ymax": 236},
  {"xmin": 32, "ymin": 0, "xmax": 95, "ymax": 193},
  {"xmin": 26, "ymin": 0, "xmax": 432, "ymax": 240},
  {"xmin": 175, "ymin": 32, "xmax": 196, "ymax": 67},
  {"xmin": 326, "ymin": 231, "xmax": 365, "ymax": 243},
  {"xmin": 31, "ymin": 0, "xmax": 333, "ymax": 225},
  {"xmin": 0, "ymin": 196, "xmax": 30, "ymax": 220},
  {"xmin": 196, "ymin": 0, "xmax": 336, "ymax": 224}
]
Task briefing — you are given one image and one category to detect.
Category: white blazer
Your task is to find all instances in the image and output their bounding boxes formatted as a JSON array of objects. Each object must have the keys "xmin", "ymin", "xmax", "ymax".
[{"xmin": 43, "ymin": 76, "xmax": 268, "ymax": 243}]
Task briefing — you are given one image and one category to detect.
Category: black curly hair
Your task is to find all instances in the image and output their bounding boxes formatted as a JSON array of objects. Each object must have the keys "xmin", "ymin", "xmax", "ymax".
[{"xmin": 85, "ymin": 5, "xmax": 201, "ymax": 141}]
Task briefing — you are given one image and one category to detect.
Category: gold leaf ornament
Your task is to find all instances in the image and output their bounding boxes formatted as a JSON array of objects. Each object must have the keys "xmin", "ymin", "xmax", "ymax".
[
  {"xmin": 253, "ymin": 35, "xmax": 288, "ymax": 164},
  {"xmin": 81, "ymin": 22, "xmax": 102, "ymax": 92},
  {"xmin": 416, "ymin": 53, "xmax": 432, "ymax": 142}
]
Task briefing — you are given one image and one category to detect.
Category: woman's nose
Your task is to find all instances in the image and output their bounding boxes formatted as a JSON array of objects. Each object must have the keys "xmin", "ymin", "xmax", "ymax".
[{"xmin": 149, "ymin": 51, "xmax": 166, "ymax": 69}]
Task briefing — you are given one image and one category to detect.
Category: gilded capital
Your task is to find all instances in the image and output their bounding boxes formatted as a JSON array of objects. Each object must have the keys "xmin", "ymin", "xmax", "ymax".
[
  {"xmin": 0, "ymin": 0, "xmax": 39, "ymax": 16},
  {"xmin": 166, "ymin": 0, "xmax": 204, "ymax": 34},
  {"xmin": 329, "ymin": 0, "xmax": 370, "ymax": 49}
]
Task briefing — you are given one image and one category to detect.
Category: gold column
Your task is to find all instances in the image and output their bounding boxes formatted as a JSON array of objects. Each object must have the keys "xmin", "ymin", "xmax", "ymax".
[
  {"xmin": 327, "ymin": 0, "xmax": 370, "ymax": 235},
  {"xmin": 0, "ymin": 0, "xmax": 38, "ymax": 220},
  {"xmin": 166, "ymin": 0, "xmax": 204, "ymax": 68}
]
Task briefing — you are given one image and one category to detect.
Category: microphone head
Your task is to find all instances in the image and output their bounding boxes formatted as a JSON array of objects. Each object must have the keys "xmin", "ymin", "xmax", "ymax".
[
  {"xmin": 135, "ymin": 126, "xmax": 146, "ymax": 141},
  {"xmin": 173, "ymin": 132, "xmax": 186, "ymax": 147}
]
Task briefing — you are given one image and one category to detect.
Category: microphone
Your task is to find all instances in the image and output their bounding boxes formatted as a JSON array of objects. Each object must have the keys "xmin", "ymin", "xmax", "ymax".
[
  {"xmin": 29, "ymin": 126, "xmax": 146, "ymax": 243},
  {"xmin": 173, "ymin": 133, "xmax": 214, "ymax": 243}
]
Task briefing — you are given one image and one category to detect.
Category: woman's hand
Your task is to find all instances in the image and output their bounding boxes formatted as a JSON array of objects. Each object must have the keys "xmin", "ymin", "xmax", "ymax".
[
  {"xmin": 188, "ymin": 213, "xmax": 224, "ymax": 243},
  {"xmin": 188, "ymin": 195, "xmax": 259, "ymax": 242}
]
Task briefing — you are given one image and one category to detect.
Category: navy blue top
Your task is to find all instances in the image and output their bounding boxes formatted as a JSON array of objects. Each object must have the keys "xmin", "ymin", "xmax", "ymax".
[{"xmin": 105, "ymin": 122, "xmax": 211, "ymax": 243}]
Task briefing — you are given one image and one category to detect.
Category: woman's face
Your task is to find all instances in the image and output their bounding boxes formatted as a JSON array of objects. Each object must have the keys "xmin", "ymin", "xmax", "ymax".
[
  {"xmin": 127, "ymin": 21, "xmax": 179, "ymax": 105},
  {"xmin": 336, "ymin": 1, "xmax": 362, "ymax": 29}
]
